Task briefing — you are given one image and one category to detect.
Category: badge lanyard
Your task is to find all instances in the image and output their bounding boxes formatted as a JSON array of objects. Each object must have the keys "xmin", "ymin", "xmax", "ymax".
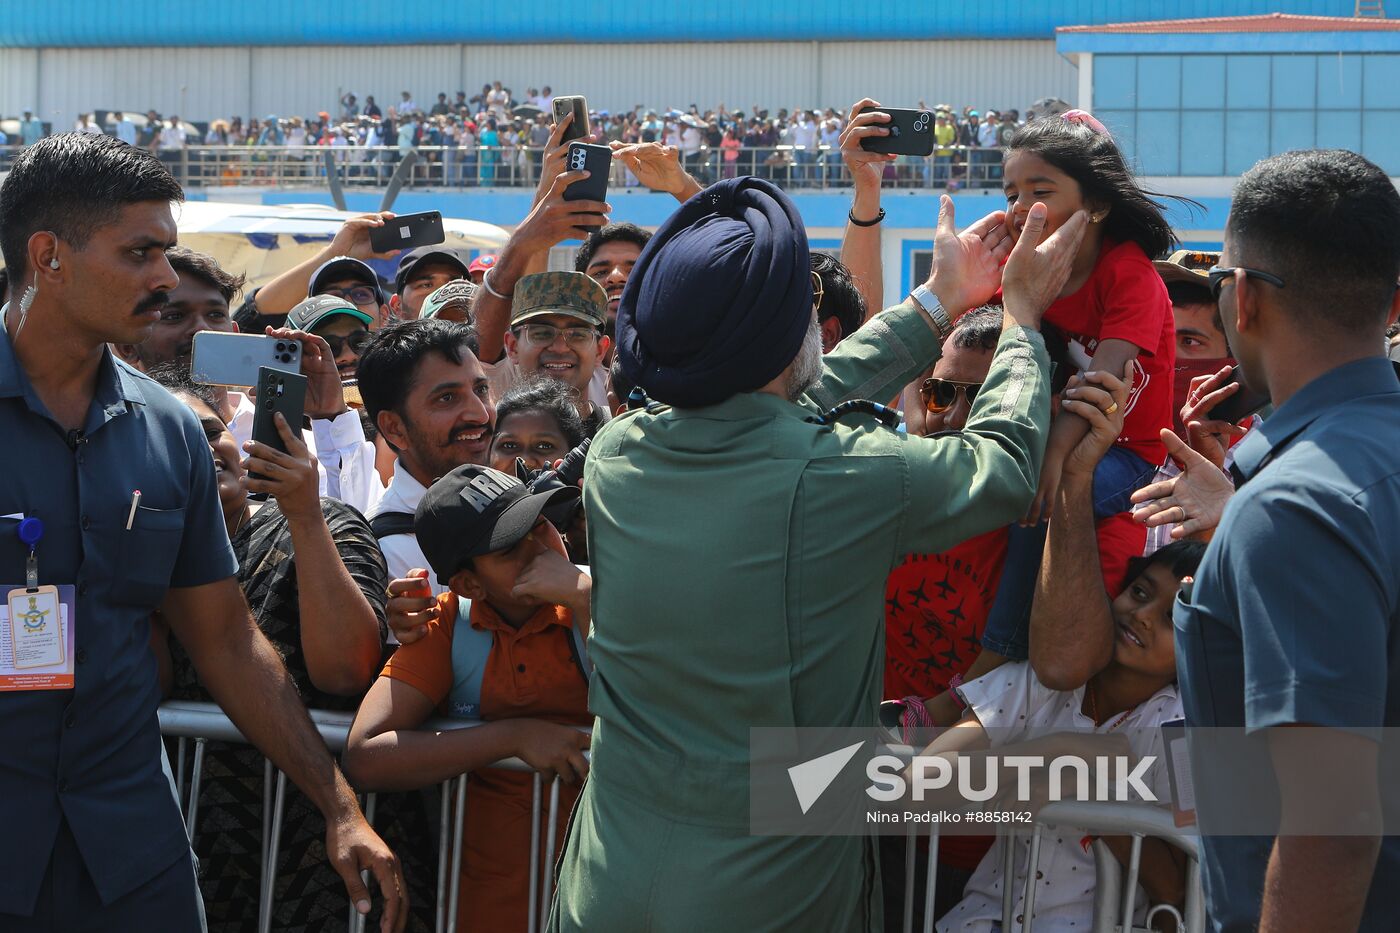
[
  {"xmin": 17, "ymin": 517, "xmax": 43, "ymax": 592},
  {"xmin": 4, "ymin": 515, "xmax": 73, "ymax": 684}
]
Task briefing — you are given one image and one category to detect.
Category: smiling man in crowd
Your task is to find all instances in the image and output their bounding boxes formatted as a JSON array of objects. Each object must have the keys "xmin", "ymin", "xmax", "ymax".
[{"xmin": 359, "ymin": 319, "xmax": 496, "ymax": 594}]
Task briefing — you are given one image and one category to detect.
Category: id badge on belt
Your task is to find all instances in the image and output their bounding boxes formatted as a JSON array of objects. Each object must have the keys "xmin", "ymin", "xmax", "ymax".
[{"xmin": 1, "ymin": 517, "xmax": 76, "ymax": 691}]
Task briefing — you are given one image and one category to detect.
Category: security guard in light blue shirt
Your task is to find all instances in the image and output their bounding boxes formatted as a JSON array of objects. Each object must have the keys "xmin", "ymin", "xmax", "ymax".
[{"xmin": 0, "ymin": 318, "xmax": 237, "ymax": 923}]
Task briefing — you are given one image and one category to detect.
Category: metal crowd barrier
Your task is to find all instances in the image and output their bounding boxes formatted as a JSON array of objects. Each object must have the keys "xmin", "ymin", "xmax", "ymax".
[
  {"xmin": 899, "ymin": 799, "xmax": 1205, "ymax": 933},
  {"xmin": 159, "ymin": 700, "xmax": 581, "ymax": 933},
  {"xmin": 0, "ymin": 142, "xmax": 1007, "ymax": 192}
]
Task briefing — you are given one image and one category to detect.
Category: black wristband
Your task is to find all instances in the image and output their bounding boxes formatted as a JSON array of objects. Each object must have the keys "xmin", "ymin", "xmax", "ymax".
[{"xmin": 848, "ymin": 207, "xmax": 885, "ymax": 228}]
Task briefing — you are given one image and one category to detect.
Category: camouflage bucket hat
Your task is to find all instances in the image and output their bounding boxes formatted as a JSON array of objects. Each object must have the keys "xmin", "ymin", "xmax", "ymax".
[{"xmin": 509, "ymin": 271, "xmax": 607, "ymax": 329}]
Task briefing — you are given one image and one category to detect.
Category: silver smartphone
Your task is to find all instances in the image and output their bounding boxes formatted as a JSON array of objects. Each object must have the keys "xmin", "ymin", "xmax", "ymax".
[{"xmin": 190, "ymin": 332, "xmax": 302, "ymax": 387}]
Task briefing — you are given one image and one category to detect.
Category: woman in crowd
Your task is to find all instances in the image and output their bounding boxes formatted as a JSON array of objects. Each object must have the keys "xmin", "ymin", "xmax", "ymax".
[{"xmin": 146, "ymin": 363, "xmax": 403, "ymax": 932}]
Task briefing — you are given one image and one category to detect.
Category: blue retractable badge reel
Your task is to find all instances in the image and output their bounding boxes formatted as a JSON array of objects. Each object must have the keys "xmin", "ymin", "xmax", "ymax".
[{"xmin": 17, "ymin": 517, "xmax": 43, "ymax": 591}]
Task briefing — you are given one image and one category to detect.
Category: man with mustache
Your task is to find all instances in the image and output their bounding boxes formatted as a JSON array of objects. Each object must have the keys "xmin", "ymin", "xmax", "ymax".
[
  {"xmin": 0, "ymin": 132, "xmax": 406, "ymax": 933},
  {"xmin": 113, "ymin": 246, "xmax": 240, "ymax": 371},
  {"xmin": 359, "ymin": 319, "xmax": 496, "ymax": 596},
  {"xmin": 115, "ymin": 253, "xmax": 384, "ymax": 514}
]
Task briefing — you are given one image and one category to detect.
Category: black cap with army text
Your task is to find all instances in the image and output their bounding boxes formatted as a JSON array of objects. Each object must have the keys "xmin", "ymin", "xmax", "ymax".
[
  {"xmin": 415, "ymin": 465, "xmax": 579, "ymax": 585},
  {"xmin": 509, "ymin": 271, "xmax": 607, "ymax": 329}
]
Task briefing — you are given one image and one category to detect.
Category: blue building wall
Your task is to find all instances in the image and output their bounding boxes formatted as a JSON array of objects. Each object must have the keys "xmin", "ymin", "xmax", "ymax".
[
  {"xmin": 1095, "ymin": 52, "xmax": 1400, "ymax": 176},
  {"xmin": 0, "ymin": 1, "xmax": 1360, "ymax": 46}
]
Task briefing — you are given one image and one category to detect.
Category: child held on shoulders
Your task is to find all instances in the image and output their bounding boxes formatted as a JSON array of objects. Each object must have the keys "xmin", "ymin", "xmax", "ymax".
[
  {"xmin": 918, "ymin": 367, "xmax": 1202, "ymax": 933},
  {"xmin": 980, "ymin": 110, "xmax": 1189, "ymax": 664},
  {"xmin": 344, "ymin": 464, "xmax": 592, "ymax": 933}
]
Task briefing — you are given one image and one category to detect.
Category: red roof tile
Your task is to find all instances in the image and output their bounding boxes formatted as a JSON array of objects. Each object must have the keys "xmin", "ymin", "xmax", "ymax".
[{"xmin": 1058, "ymin": 13, "xmax": 1400, "ymax": 35}]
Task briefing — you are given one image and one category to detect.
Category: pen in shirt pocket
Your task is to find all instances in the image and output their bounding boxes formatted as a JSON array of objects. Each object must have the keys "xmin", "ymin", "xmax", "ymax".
[{"xmin": 125, "ymin": 490, "xmax": 142, "ymax": 531}]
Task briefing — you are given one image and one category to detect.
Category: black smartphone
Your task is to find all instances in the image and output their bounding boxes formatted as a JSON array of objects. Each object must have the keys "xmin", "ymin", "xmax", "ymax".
[
  {"xmin": 857, "ymin": 107, "xmax": 935, "ymax": 157},
  {"xmin": 248, "ymin": 366, "xmax": 308, "ymax": 502},
  {"xmin": 552, "ymin": 95, "xmax": 590, "ymax": 144},
  {"xmin": 563, "ymin": 142, "xmax": 611, "ymax": 234},
  {"xmin": 368, "ymin": 210, "xmax": 445, "ymax": 254},
  {"xmin": 1205, "ymin": 365, "xmax": 1270, "ymax": 424}
]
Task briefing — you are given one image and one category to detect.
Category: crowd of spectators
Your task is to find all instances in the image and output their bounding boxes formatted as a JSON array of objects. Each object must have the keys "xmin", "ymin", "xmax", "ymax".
[
  {"xmin": 3, "ymin": 88, "xmax": 1062, "ymax": 190},
  {"xmin": 2, "ymin": 92, "xmax": 1398, "ymax": 933}
]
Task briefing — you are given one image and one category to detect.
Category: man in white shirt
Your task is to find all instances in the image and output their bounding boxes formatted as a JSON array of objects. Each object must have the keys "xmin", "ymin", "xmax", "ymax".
[
  {"xmin": 791, "ymin": 110, "xmax": 819, "ymax": 186},
  {"xmin": 358, "ymin": 319, "xmax": 497, "ymax": 593},
  {"xmin": 159, "ymin": 116, "xmax": 186, "ymax": 150}
]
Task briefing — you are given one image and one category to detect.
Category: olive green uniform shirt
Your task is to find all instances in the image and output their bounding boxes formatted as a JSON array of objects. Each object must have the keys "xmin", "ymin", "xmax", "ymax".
[{"xmin": 551, "ymin": 300, "xmax": 1051, "ymax": 932}]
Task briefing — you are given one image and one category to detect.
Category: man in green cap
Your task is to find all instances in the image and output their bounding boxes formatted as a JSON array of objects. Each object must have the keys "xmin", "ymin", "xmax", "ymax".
[
  {"xmin": 287, "ymin": 293, "xmax": 376, "ymax": 380},
  {"xmin": 550, "ymin": 174, "xmax": 1089, "ymax": 931},
  {"xmin": 481, "ymin": 270, "xmax": 611, "ymax": 431}
]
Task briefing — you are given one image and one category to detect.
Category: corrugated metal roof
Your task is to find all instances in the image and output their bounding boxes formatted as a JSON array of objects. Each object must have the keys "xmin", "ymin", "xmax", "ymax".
[
  {"xmin": 1060, "ymin": 13, "xmax": 1400, "ymax": 34},
  {"xmin": 0, "ymin": 0, "xmax": 1365, "ymax": 47}
]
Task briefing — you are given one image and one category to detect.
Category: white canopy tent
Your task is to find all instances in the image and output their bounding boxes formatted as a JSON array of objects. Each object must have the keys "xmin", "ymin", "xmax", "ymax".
[{"xmin": 172, "ymin": 200, "xmax": 510, "ymax": 290}]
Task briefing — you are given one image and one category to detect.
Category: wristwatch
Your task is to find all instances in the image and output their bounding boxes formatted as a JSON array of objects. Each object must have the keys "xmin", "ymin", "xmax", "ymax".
[{"xmin": 910, "ymin": 284, "xmax": 954, "ymax": 342}]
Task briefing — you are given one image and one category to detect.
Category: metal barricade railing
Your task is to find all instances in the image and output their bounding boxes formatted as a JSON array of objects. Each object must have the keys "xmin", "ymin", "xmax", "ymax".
[
  {"xmin": 0, "ymin": 142, "xmax": 1009, "ymax": 192},
  {"xmin": 159, "ymin": 700, "xmax": 583, "ymax": 933},
  {"xmin": 879, "ymin": 734, "xmax": 1199, "ymax": 933},
  {"xmin": 900, "ymin": 800, "xmax": 1204, "ymax": 933}
]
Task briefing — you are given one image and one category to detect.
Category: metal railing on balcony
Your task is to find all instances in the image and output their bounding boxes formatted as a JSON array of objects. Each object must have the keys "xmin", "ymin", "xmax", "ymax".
[{"xmin": 0, "ymin": 144, "xmax": 1010, "ymax": 192}]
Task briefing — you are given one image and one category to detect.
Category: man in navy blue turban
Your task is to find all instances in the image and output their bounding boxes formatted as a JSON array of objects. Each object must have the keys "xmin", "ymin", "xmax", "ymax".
[
  {"xmin": 553, "ymin": 173, "xmax": 1089, "ymax": 930},
  {"xmin": 615, "ymin": 177, "xmax": 817, "ymax": 406}
]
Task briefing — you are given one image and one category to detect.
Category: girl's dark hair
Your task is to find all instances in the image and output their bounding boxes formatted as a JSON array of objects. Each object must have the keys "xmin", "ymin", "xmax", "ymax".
[
  {"xmin": 495, "ymin": 376, "xmax": 587, "ymax": 450},
  {"xmin": 1123, "ymin": 539, "xmax": 1207, "ymax": 590},
  {"xmin": 1006, "ymin": 118, "xmax": 1198, "ymax": 260},
  {"xmin": 147, "ymin": 360, "xmax": 223, "ymax": 415}
]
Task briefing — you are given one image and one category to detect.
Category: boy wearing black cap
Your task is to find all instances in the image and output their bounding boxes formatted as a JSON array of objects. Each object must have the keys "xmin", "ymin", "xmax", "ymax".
[{"xmin": 345, "ymin": 464, "xmax": 592, "ymax": 933}]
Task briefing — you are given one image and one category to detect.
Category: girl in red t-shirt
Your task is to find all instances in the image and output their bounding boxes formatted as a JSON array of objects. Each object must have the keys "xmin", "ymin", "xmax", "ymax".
[{"xmin": 982, "ymin": 111, "xmax": 1190, "ymax": 663}]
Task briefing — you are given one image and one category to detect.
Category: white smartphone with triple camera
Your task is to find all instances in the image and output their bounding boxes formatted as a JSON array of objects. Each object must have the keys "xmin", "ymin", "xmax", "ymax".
[{"xmin": 190, "ymin": 332, "xmax": 302, "ymax": 387}]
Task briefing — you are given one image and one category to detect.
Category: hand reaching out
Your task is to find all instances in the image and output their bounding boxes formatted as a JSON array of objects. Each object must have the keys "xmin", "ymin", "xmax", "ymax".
[
  {"xmin": 1059, "ymin": 362, "xmax": 1135, "ymax": 480},
  {"xmin": 1178, "ymin": 365, "xmax": 1249, "ymax": 470},
  {"xmin": 385, "ymin": 570, "xmax": 438, "ymax": 645},
  {"xmin": 329, "ymin": 212, "xmax": 401, "ymax": 261},
  {"xmin": 610, "ymin": 141, "xmax": 702, "ymax": 201},
  {"xmin": 1130, "ymin": 429, "xmax": 1235, "ymax": 541},
  {"xmin": 264, "ymin": 327, "xmax": 347, "ymax": 419},
  {"xmin": 839, "ymin": 99, "xmax": 896, "ymax": 191},
  {"xmin": 999, "ymin": 202, "xmax": 1088, "ymax": 328},
  {"xmin": 242, "ymin": 413, "xmax": 321, "ymax": 522},
  {"xmin": 926, "ymin": 196, "xmax": 1013, "ymax": 319}
]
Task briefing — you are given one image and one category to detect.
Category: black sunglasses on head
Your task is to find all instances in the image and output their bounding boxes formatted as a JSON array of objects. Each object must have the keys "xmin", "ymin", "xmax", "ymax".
[{"xmin": 1207, "ymin": 266, "xmax": 1286, "ymax": 301}]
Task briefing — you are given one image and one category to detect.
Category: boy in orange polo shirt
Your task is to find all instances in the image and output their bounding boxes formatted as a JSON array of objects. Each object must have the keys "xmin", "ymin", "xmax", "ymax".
[{"xmin": 344, "ymin": 465, "xmax": 592, "ymax": 932}]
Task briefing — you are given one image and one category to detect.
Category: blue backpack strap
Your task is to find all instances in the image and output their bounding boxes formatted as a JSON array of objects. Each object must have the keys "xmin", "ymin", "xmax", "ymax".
[
  {"xmin": 567, "ymin": 565, "xmax": 593, "ymax": 683},
  {"xmin": 446, "ymin": 597, "xmax": 494, "ymax": 719}
]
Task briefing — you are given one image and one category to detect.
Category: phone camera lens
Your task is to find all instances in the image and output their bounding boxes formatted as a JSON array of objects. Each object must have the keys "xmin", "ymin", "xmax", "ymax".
[
  {"xmin": 276, "ymin": 342, "xmax": 287, "ymax": 352},
  {"xmin": 263, "ymin": 399, "xmax": 275, "ymax": 409}
]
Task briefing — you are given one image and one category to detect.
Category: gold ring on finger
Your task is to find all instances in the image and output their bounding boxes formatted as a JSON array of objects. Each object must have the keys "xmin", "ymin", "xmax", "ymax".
[{"xmin": 1104, "ymin": 402, "xmax": 1119, "ymax": 415}]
